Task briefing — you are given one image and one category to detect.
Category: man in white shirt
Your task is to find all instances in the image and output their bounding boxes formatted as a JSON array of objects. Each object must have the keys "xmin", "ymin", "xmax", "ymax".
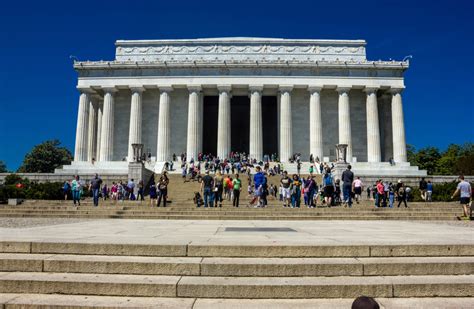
[
  {"xmin": 353, "ymin": 177, "xmax": 363, "ymax": 204},
  {"xmin": 451, "ymin": 175, "xmax": 472, "ymax": 219}
]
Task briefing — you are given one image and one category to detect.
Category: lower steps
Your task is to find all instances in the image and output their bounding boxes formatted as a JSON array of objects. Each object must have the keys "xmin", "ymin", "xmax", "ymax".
[{"xmin": 0, "ymin": 241, "xmax": 472, "ymax": 305}]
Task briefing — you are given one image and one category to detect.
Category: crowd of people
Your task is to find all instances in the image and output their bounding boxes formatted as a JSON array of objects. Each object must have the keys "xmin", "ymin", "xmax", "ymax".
[{"xmin": 61, "ymin": 153, "xmax": 472, "ymax": 219}]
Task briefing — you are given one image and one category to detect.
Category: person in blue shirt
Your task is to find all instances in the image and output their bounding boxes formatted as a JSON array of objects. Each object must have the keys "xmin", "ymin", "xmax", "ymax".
[
  {"xmin": 252, "ymin": 166, "xmax": 266, "ymax": 207},
  {"xmin": 426, "ymin": 180, "xmax": 433, "ymax": 202}
]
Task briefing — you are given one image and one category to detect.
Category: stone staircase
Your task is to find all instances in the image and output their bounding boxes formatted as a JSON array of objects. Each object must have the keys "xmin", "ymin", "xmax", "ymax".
[
  {"xmin": 0, "ymin": 174, "xmax": 467, "ymax": 221},
  {"xmin": 0, "ymin": 241, "xmax": 473, "ymax": 307}
]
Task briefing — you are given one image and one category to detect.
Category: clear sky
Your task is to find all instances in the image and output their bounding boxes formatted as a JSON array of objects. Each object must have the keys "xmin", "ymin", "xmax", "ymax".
[{"xmin": 1, "ymin": 0, "xmax": 473, "ymax": 171}]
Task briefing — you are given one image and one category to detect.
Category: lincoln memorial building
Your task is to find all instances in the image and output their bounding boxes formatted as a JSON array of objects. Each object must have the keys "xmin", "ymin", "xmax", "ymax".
[{"xmin": 62, "ymin": 37, "xmax": 425, "ymax": 176}]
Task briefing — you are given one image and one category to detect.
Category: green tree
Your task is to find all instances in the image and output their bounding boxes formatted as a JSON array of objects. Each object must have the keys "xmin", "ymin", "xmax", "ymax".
[
  {"xmin": 0, "ymin": 160, "xmax": 7, "ymax": 173},
  {"xmin": 17, "ymin": 140, "xmax": 72, "ymax": 173},
  {"xmin": 436, "ymin": 144, "xmax": 460, "ymax": 175},
  {"xmin": 413, "ymin": 147, "xmax": 441, "ymax": 175}
]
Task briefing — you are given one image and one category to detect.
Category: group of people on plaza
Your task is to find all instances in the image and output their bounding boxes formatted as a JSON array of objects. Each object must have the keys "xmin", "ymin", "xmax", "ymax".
[{"xmin": 62, "ymin": 172, "xmax": 169, "ymax": 208}]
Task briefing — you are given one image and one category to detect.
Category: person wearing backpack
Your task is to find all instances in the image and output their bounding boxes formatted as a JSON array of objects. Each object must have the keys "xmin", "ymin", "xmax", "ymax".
[{"xmin": 322, "ymin": 168, "xmax": 335, "ymax": 207}]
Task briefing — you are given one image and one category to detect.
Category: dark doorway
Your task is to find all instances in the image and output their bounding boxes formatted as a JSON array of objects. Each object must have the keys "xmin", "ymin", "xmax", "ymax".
[
  {"xmin": 231, "ymin": 96, "xmax": 250, "ymax": 153},
  {"xmin": 262, "ymin": 96, "xmax": 278, "ymax": 157},
  {"xmin": 202, "ymin": 96, "xmax": 218, "ymax": 155}
]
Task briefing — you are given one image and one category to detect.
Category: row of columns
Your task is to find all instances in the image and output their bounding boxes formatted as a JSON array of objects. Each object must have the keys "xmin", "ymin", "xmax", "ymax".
[{"xmin": 74, "ymin": 85, "xmax": 407, "ymax": 164}]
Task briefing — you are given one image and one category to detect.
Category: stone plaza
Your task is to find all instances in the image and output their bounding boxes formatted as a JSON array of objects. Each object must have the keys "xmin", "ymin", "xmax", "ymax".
[{"xmin": 60, "ymin": 37, "xmax": 426, "ymax": 176}]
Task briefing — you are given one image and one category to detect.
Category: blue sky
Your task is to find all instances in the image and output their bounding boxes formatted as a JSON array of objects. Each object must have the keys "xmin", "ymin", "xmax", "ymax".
[{"xmin": 0, "ymin": 0, "xmax": 473, "ymax": 171}]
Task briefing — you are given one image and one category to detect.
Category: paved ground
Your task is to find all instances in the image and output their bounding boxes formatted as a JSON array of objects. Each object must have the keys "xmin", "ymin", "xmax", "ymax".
[{"xmin": 0, "ymin": 218, "xmax": 472, "ymax": 245}]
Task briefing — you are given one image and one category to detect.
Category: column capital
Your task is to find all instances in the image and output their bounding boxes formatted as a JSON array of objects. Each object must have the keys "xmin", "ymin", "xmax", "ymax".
[
  {"xmin": 158, "ymin": 86, "xmax": 173, "ymax": 93},
  {"xmin": 389, "ymin": 87, "xmax": 404, "ymax": 95},
  {"xmin": 363, "ymin": 86, "xmax": 379, "ymax": 94},
  {"xmin": 217, "ymin": 85, "xmax": 232, "ymax": 93},
  {"xmin": 308, "ymin": 85, "xmax": 323, "ymax": 94},
  {"xmin": 279, "ymin": 85, "xmax": 293, "ymax": 93},
  {"xmin": 129, "ymin": 86, "xmax": 145, "ymax": 93},
  {"xmin": 102, "ymin": 87, "xmax": 118, "ymax": 94},
  {"xmin": 336, "ymin": 87, "xmax": 351, "ymax": 94},
  {"xmin": 187, "ymin": 85, "xmax": 202, "ymax": 92},
  {"xmin": 249, "ymin": 85, "xmax": 264, "ymax": 93},
  {"xmin": 76, "ymin": 87, "xmax": 94, "ymax": 94}
]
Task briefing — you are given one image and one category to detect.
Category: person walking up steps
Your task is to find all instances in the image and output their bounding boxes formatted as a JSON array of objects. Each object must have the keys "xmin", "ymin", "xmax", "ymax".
[{"xmin": 451, "ymin": 175, "xmax": 472, "ymax": 220}]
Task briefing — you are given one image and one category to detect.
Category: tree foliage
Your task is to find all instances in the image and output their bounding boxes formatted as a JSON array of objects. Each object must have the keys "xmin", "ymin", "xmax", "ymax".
[
  {"xmin": 17, "ymin": 140, "xmax": 72, "ymax": 173},
  {"xmin": 0, "ymin": 161, "xmax": 7, "ymax": 173},
  {"xmin": 407, "ymin": 143, "xmax": 474, "ymax": 175}
]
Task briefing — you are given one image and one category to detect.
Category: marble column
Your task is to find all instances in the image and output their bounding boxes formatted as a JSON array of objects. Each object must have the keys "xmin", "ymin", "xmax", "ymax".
[
  {"xmin": 365, "ymin": 87, "xmax": 381, "ymax": 162},
  {"xmin": 217, "ymin": 85, "xmax": 231, "ymax": 160},
  {"xmin": 127, "ymin": 87, "xmax": 144, "ymax": 162},
  {"xmin": 391, "ymin": 88, "xmax": 407, "ymax": 162},
  {"xmin": 96, "ymin": 102, "xmax": 103, "ymax": 161},
  {"xmin": 279, "ymin": 86, "xmax": 293, "ymax": 163},
  {"xmin": 156, "ymin": 87, "xmax": 172, "ymax": 162},
  {"xmin": 337, "ymin": 87, "xmax": 352, "ymax": 162},
  {"xmin": 87, "ymin": 97, "xmax": 98, "ymax": 162},
  {"xmin": 198, "ymin": 92, "xmax": 203, "ymax": 154},
  {"xmin": 99, "ymin": 87, "xmax": 117, "ymax": 162},
  {"xmin": 249, "ymin": 86, "xmax": 263, "ymax": 161},
  {"xmin": 186, "ymin": 86, "xmax": 201, "ymax": 162},
  {"xmin": 309, "ymin": 86, "xmax": 323, "ymax": 161},
  {"xmin": 74, "ymin": 90, "xmax": 90, "ymax": 162}
]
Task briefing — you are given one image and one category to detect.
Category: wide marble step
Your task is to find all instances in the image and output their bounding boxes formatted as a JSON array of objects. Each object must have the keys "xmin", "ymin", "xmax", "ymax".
[
  {"xmin": 0, "ymin": 272, "xmax": 472, "ymax": 298},
  {"xmin": 2, "ymin": 242, "xmax": 473, "ymax": 258},
  {"xmin": 1, "ymin": 253, "xmax": 473, "ymax": 277},
  {"xmin": 1, "ymin": 294, "xmax": 472, "ymax": 308}
]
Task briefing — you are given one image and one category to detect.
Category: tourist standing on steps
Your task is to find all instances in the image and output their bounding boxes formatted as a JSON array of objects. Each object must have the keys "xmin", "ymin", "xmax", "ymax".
[
  {"xmin": 89, "ymin": 174, "xmax": 103, "ymax": 207},
  {"xmin": 213, "ymin": 169, "xmax": 224, "ymax": 208},
  {"xmin": 290, "ymin": 174, "xmax": 302, "ymax": 208},
  {"xmin": 376, "ymin": 180, "xmax": 384, "ymax": 208},
  {"xmin": 201, "ymin": 170, "xmax": 214, "ymax": 208},
  {"xmin": 395, "ymin": 180, "xmax": 408, "ymax": 208},
  {"xmin": 62, "ymin": 181, "xmax": 71, "ymax": 201},
  {"xmin": 451, "ymin": 175, "xmax": 472, "ymax": 219},
  {"xmin": 149, "ymin": 180, "xmax": 157, "ymax": 207},
  {"xmin": 322, "ymin": 169, "xmax": 334, "ymax": 207},
  {"xmin": 419, "ymin": 177, "xmax": 428, "ymax": 201},
  {"xmin": 280, "ymin": 171, "xmax": 292, "ymax": 208},
  {"xmin": 71, "ymin": 175, "xmax": 82, "ymax": 206},
  {"xmin": 157, "ymin": 172, "xmax": 169, "ymax": 207},
  {"xmin": 341, "ymin": 165, "xmax": 354, "ymax": 208},
  {"xmin": 252, "ymin": 166, "xmax": 266, "ymax": 207},
  {"xmin": 353, "ymin": 177, "xmax": 363, "ymax": 203},
  {"xmin": 127, "ymin": 179, "xmax": 136, "ymax": 200},
  {"xmin": 232, "ymin": 173, "xmax": 242, "ymax": 207},
  {"xmin": 137, "ymin": 180, "xmax": 145, "ymax": 201},
  {"xmin": 426, "ymin": 180, "xmax": 433, "ymax": 202}
]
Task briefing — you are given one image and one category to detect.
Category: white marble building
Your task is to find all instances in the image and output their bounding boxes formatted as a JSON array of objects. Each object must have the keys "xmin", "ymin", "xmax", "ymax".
[{"xmin": 62, "ymin": 37, "xmax": 425, "ymax": 176}]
